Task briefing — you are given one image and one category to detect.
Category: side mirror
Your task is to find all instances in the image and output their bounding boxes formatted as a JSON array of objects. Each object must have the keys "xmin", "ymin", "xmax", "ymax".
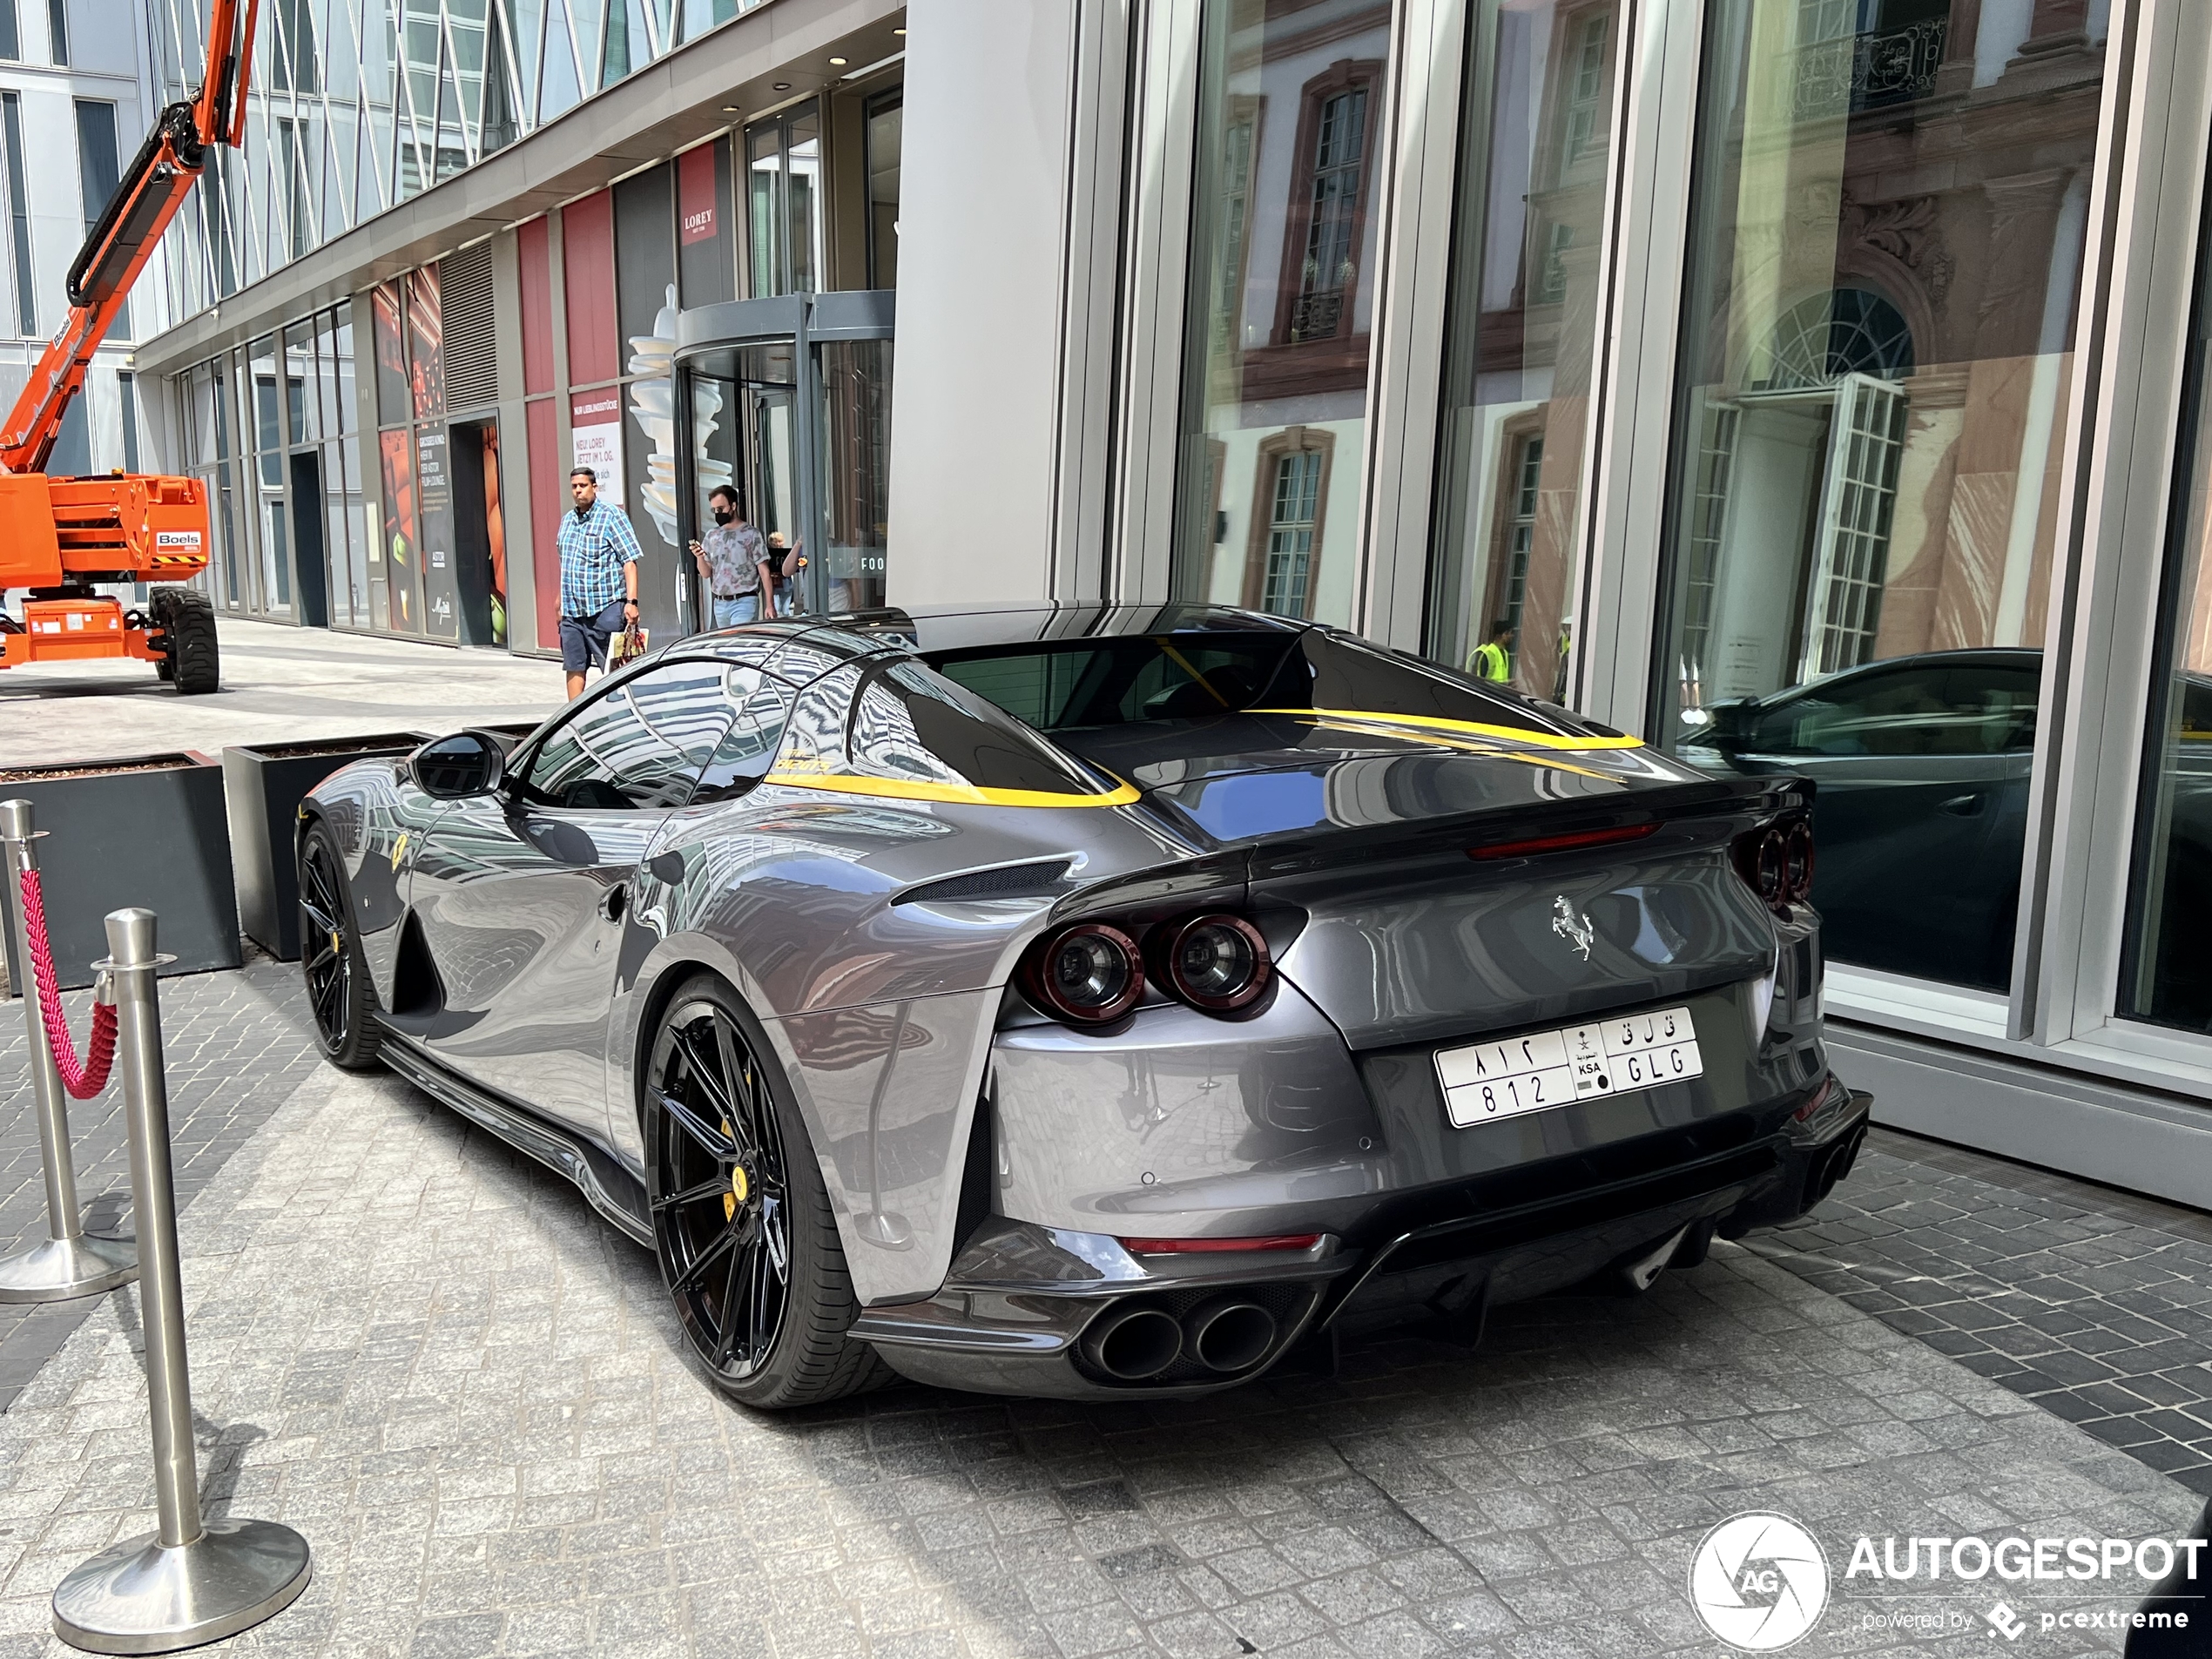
[
  {"xmin": 1705, "ymin": 699, "xmax": 1760, "ymax": 749},
  {"xmin": 411, "ymin": 731, "xmax": 506, "ymax": 799}
]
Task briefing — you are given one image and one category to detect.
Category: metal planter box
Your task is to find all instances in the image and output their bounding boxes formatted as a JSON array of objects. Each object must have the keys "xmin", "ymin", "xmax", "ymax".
[
  {"xmin": 223, "ymin": 734, "xmax": 427, "ymax": 961},
  {"xmin": 0, "ymin": 752, "xmax": 239, "ymax": 991}
]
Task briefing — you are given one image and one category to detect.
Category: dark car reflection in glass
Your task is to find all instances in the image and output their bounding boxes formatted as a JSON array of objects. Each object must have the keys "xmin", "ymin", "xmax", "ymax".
[
  {"xmin": 2127, "ymin": 671, "xmax": 2212, "ymax": 1031},
  {"xmin": 1678, "ymin": 647, "xmax": 2040, "ymax": 993}
]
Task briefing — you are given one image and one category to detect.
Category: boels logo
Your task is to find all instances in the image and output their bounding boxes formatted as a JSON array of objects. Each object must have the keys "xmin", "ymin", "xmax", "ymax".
[{"xmin": 154, "ymin": 530, "xmax": 203, "ymax": 549}]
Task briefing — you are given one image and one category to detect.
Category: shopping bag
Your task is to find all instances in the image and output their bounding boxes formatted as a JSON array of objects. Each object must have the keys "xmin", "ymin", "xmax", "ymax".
[{"xmin": 610, "ymin": 624, "xmax": 650, "ymax": 669}]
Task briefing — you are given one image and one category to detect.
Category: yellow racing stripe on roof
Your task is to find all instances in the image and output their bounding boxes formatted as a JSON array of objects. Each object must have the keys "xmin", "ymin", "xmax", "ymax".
[
  {"xmin": 1253, "ymin": 707, "xmax": 1644, "ymax": 751},
  {"xmin": 765, "ymin": 771, "xmax": 1142, "ymax": 808}
]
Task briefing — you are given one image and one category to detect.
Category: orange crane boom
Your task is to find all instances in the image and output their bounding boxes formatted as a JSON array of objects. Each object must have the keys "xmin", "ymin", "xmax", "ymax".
[{"xmin": 0, "ymin": 0, "xmax": 257, "ymax": 693}]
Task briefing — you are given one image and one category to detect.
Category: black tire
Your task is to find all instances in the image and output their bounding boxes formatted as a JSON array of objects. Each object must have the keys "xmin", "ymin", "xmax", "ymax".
[
  {"xmin": 643, "ymin": 974, "xmax": 891, "ymax": 1409},
  {"xmin": 149, "ymin": 589, "xmax": 177, "ymax": 682},
  {"xmin": 297, "ymin": 820, "xmax": 381, "ymax": 1071},
  {"xmin": 153, "ymin": 585, "xmax": 219, "ymax": 695}
]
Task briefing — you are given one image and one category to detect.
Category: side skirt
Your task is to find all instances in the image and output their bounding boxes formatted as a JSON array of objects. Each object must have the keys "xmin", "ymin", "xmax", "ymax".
[{"xmin": 377, "ymin": 1033, "xmax": 654, "ymax": 1247}]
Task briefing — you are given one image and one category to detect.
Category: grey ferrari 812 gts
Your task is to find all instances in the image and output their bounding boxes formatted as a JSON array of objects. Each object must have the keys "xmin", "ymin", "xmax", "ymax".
[{"xmin": 294, "ymin": 604, "xmax": 1866, "ymax": 1407}]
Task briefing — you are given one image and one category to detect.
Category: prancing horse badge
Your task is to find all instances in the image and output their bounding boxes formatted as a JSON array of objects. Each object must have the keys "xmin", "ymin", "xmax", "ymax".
[{"xmin": 1551, "ymin": 895, "xmax": 1595, "ymax": 961}]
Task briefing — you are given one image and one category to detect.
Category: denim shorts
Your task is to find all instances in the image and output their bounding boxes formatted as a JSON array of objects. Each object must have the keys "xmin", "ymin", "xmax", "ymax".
[{"xmin": 558, "ymin": 598, "xmax": 627, "ymax": 674}]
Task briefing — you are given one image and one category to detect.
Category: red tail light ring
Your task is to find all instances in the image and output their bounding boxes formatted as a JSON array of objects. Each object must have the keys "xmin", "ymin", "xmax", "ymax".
[
  {"xmin": 1784, "ymin": 820, "xmax": 1815, "ymax": 903},
  {"xmin": 1734, "ymin": 818, "xmax": 1815, "ymax": 914},
  {"xmin": 1158, "ymin": 913, "xmax": 1272, "ymax": 1012},
  {"xmin": 1023, "ymin": 923, "xmax": 1145, "ymax": 1024}
]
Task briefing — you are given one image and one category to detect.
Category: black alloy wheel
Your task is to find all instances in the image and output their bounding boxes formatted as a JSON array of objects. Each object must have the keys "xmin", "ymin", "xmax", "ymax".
[
  {"xmin": 298, "ymin": 822, "xmax": 380, "ymax": 1070},
  {"xmin": 644, "ymin": 976, "xmax": 888, "ymax": 1408}
]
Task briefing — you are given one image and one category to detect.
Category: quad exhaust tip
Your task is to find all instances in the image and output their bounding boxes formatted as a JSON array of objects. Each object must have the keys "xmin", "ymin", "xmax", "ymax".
[
  {"xmin": 1079, "ymin": 1296, "xmax": 1285, "ymax": 1381},
  {"xmin": 1080, "ymin": 1305, "xmax": 1184, "ymax": 1380},
  {"xmin": 1187, "ymin": 1297, "xmax": 1277, "ymax": 1373}
]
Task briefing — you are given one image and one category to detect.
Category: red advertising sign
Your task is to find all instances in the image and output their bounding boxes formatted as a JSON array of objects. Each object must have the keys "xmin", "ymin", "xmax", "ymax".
[{"xmin": 678, "ymin": 143, "xmax": 718, "ymax": 246}]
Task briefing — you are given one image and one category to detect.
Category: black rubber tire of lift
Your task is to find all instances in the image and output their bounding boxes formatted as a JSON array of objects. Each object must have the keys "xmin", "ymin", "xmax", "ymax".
[{"xmin": 157, "ymin": 586, "xmax": 219, "ymax": 694}]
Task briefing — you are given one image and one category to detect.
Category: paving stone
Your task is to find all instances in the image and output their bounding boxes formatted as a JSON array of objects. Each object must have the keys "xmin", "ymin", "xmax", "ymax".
[
  {"xmin": 0, "ymin": 954, "xmax": 320, "ymax": 1412},
  {"xmin": 0, "ymin": 987, "xmax": 2206, "ymax": 1652}
]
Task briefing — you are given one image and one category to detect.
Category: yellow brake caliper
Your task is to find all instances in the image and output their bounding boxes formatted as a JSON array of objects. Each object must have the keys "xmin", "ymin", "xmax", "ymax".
[{"xmin": 723, "ymin": 1119, "xmax": 747, "ymax": 1220}]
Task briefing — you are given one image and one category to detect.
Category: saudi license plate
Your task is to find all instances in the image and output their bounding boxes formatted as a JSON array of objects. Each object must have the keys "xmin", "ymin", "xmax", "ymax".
[{"xmin": 1434, "ymin": 1005, "xmax": 1703, "ymax": 1130}]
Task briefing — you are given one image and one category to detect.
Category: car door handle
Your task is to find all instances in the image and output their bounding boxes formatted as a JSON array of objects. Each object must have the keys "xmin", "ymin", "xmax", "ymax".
[
  {"xmin": 1939, "ymin": 792, "xmax": 1985, "ymax": 817},
  {"xmin": 598, "ymin": 882, "xmax": 628, "ymax": 922}
]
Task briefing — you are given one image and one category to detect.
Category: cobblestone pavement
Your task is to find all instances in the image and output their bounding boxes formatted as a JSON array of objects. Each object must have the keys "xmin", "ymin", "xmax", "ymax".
[
  {"xmin": 0, "ymin": 1061, "xmax": 2202, "ymax": 1659},
  {"xmin": 1762, "ymin": 1129, "xmax": 2212, "ymax": 1495},
  {"xmin": 0, "ymin": 955, "xmax": 320, "ymax": 1407}
]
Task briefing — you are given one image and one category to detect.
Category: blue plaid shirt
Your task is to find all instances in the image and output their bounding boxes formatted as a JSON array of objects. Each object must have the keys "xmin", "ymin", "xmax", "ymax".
[{"xmin": 556, "ymin": 498, "xmax": 643, "ymax": 617}]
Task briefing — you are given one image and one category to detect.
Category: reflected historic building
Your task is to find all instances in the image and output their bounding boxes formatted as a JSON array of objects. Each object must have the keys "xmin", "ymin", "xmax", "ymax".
[
  {"xmin": 1430, "ymin": 0, "xmax": 1619, "ymax": 697},
  {"xmin": 1664, "ymin": 0, "xmax": 2103, "ymax": 715},
  {"xmin": 1174, "ymin": 0, "xmax": 1395, "ymax": 629},
  {"xmin": 1657, "ymin": 0, "xmax": 2105, "ymax": 993}
]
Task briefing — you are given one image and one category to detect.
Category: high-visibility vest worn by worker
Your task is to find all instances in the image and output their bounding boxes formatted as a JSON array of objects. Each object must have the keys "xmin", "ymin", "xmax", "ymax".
[{"xmin": 1471, "ymin": 641, "xmax": 1510, "ymax": 682}]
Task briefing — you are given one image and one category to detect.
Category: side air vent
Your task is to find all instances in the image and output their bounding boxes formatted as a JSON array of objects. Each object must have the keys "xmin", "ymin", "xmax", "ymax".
[
  {"xmin": 895, "ymin": 860, "xmax": 1072, "ymax": 906},
  {"xmin": 442, "ymin": 242, "xmax": 498, "ymax": 409}
]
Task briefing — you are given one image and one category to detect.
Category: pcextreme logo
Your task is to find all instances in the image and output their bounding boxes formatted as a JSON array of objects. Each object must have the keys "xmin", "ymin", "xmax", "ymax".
[{"xmin": 1689, "ymin": 1512, "xmax": 1831, "ymax": 1652}]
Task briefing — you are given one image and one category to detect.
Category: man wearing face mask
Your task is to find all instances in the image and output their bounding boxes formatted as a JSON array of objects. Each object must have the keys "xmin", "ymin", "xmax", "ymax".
[{"xmin": 688, "ymin": 487, "xmax": 770, "ymax": 630}]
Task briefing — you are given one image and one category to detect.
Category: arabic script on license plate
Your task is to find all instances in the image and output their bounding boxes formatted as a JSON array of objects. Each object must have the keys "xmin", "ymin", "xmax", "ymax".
[{"xmin": 1433, "ymin": 1005, "xmax": 1702, "ymax": 1130}]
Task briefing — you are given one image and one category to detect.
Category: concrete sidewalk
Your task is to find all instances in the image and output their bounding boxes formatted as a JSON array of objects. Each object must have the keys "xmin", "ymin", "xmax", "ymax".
[
  {"xmin": 0, "ymin": 620, "xmax": 564, "ymax": 768},
  {"xmin": 0, "ymin": 1048, "xmax": 2197, "ymax": 1657}
]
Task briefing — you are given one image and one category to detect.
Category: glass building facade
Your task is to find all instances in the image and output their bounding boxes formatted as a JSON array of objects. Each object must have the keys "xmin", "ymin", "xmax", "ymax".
[
  {"xmin": 141, "ymin": 0, "xmax": 774, "ymax": 318},
  {"xmin": 132, "ymin": 0, "xmax": 2212, "ymax": 1201},
  {"xmin": 148, "ymin": 0, "xmax": 903, "ymax": 639}
]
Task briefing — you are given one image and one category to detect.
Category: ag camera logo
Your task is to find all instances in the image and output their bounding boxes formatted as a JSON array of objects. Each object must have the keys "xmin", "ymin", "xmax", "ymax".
[{"xmin": 1689, "ymin": 1512, "xmax": 1831, "ymax": 1651}]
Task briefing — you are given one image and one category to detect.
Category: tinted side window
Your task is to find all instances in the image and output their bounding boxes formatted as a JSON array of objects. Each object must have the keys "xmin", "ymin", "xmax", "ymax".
[
  {"xmin": 692, "ymin": 669, "xmax": 795, "ymax": 803},
  {"xmin": 1940, "ymin": 664, "xmax": 2039, "ymax": 753},
  {"xmin": 1749, "ymin": 664, "xmax": 2036, "ymax": 758},
  {"xmin": 776, "ymin": 658, "xmax": 1116, "ymax": 798},
  {"xmin": 520, "ymin": 660, "xmax": 737, "ymax": 809}
]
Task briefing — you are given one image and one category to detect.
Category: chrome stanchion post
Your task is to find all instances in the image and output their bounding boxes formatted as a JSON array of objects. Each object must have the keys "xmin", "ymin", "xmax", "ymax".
[
  {"xmin": 51, "ymin": 909, "xmax": 310, "ymax": 1655},
  {"xmin": 0, "ymin": 799, "xmax": 135, "ymax": 1302}
]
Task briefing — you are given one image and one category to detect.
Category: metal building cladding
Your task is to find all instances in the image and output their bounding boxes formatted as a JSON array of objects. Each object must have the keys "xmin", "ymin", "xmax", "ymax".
[{"xmin": 119, "ymin": 0, "xmax": 2212, "ymax": 1211}]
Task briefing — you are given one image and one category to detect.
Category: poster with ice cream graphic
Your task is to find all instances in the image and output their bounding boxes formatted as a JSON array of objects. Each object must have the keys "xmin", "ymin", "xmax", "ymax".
[{"xmin": 628, "ymin": 285, "xmax": 733, "ymax": 546}]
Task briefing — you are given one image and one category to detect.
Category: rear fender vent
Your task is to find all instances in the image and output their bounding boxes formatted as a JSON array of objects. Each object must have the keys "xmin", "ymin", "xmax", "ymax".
[{"xmin": 895, "ymin": 860, "xmax": 1072, "ymax": 907}]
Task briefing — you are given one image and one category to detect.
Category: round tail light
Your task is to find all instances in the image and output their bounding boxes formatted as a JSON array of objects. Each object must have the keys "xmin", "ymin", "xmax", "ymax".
[
  {"xmin": 1026, "ymin": 924, "xmax": 1144, "ymax": 1023},
  {"xmin": 1784, "ymin": 820, "xmax": 1815, "ymax": 903},
  {"xmin": 1161, "ymin": 914, "xmax": 1271, "ymax": 1012},
  {"xmin": 1756, "ymin": 828, "xmax": 1788, "ymax": 907}
]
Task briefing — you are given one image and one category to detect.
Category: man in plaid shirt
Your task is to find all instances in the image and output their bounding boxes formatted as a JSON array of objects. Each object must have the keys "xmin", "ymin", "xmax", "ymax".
[{"xmin": 556, "ymin": 467, "xmax": 641, "ymax": 699}]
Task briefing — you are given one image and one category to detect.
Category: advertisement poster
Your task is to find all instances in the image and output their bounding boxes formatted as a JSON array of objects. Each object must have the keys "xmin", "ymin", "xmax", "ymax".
[
  {"xmin": 407, "ymin": 266, "xmax": 444, "ymax": 421},
  {"xmin": 370, "ymin": 283, "xmax": 408, "ymax": 428},
  {"xmin": 378, "ymin": 428, "xmax": 420, "ymax": 634},
  {"xmin": 416, "ymin": 425, "xmax": 459, "ymax": 641},
  {"xmin": 482, "ymin": 425, "xmax": 508, "ymax": 646},
  {"xmin": 570, "ymin": 388, "xmax": 624, "ymax": 505}
]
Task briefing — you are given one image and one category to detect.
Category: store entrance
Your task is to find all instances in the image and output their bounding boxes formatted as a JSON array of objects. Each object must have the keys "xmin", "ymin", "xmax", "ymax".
[
  {"xmin": 287, "ymin": 451, "xmax": 329, "ymax": 628},
  {"xmin": 448, "ymin": 421, "xmax": 509, "ymax": 646},
  {"xmin": 672, "ymin": 291, "xmax": 892, "ymax": 630}
]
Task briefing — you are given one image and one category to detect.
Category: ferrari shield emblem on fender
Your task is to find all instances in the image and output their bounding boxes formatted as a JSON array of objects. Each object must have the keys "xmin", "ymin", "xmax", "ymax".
[{"xmin": 1551, "ymin": 895, "xmax": 1595, "ymax": 961}]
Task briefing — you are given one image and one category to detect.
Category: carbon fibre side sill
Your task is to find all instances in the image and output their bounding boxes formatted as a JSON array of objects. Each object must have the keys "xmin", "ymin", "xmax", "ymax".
[{"xmin": 376, "ymin": 1032, "xmax": 654, "ymax": 1247}]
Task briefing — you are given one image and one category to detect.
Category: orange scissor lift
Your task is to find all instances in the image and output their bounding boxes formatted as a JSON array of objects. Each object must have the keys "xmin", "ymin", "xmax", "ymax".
[{"xmin": 0, "ymin": 0, "xmax": 258, "ymax": 695}]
